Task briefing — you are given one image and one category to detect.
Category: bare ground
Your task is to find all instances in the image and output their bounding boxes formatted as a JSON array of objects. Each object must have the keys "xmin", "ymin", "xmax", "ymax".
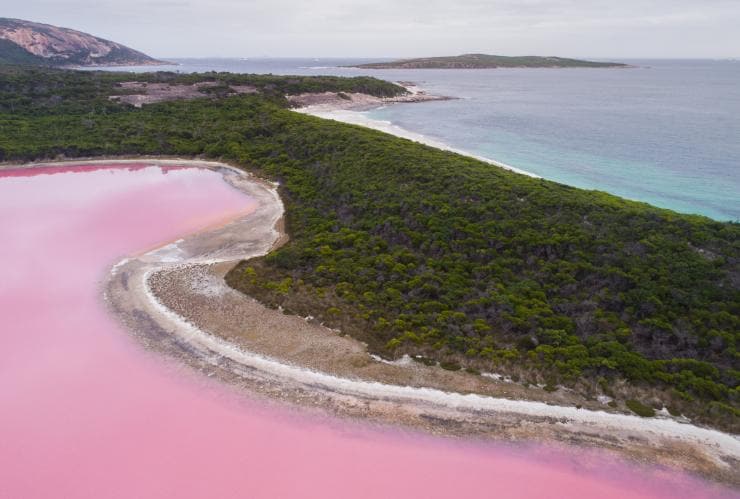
[{"xmin": 110, "ymin": 81, "xmax": 258, "ymax": 107}]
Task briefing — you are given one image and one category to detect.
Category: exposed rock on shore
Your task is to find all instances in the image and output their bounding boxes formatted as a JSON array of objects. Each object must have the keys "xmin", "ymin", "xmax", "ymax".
[{"xmin": 287, "ymin": 86, "xmax": 451, "ymax": 112}]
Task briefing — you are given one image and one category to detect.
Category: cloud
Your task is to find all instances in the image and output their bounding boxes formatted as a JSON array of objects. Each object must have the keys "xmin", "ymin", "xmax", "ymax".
[{"xmin": 4, "ymin": 0, "xmax": 740, "ymax": 57}]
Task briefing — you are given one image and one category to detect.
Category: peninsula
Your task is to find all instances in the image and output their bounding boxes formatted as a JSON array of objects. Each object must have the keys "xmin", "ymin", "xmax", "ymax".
[
  {"xmin": 348, "ymin": 53, "xmax": 627, "ymax": 69},
  {"xmin": 1, "ymin": 66, "xmax": 737, "ymax": 438},
  {"xmin": 2, "ymin": 66, "xmax": 739, "ymax": 487}
]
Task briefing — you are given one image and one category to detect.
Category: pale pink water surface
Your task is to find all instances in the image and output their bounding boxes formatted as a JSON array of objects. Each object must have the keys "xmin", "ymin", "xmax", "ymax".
[{"xmin": 0, "ymin": 164, "xmax": 735, "ymax": 499}]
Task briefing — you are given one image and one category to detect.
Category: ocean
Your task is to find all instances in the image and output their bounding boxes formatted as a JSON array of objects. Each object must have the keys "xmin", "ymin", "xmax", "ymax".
[{"xmin": 94, "ymin": 57, "xmax": 740, "ymax": 221}]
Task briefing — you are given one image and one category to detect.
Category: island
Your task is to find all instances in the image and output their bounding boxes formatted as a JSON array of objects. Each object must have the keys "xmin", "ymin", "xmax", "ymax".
[
  {"xmin": 0, "ymin": 18, "xmax": 164, "ymax": 66},
  {"xmin": 347, "ymin": 53, "xmax": 628, "ymax": 69}
]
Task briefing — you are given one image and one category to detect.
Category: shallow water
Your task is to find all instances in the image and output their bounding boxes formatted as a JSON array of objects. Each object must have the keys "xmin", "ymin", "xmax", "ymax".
[
  {"xmin": 363, "ymin": 60, "xmax": 740, "ymax": 221},
  {"xmin": 0, "ymin": 163, "xmax": 735, "ymax": 498}
]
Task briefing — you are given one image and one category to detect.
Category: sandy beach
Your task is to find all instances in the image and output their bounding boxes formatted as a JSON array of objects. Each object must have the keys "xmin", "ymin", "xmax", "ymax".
[
  {"xmin": 292, "ymin": 83, "xmax": 539, "ymax": 178},
  {"xmin": 84, "ymin": 158, "xmax": 739, "ymax": 487}
]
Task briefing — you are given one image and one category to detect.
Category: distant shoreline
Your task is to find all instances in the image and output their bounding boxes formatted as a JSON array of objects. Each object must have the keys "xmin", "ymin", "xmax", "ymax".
[
  {"xmin": 344, "ymin": 54, "xmax": 629, "ymax": 70},
  {"xmin": 69, "ymin": 59, "xmax": 173, "ymax": 69}
]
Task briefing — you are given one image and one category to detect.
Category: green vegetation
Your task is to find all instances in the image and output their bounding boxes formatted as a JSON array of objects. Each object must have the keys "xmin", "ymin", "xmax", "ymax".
[
  {"xmin": 349, "ymin": 53, "xmax": 627, "ymax": 69},
  {"xmin": 666, "ymin": 406, "xmax": 682, "ymax": 417},
  {"xmin": 0, "ymin": 66, "xmax": 405, "ymax": 118},
  {"xmin": 625, "ymin": 399, "xmax": 656, "ymax": 417},
  {"xmin": 0, "ymin": 39, "xmax": 50, "ymax": 66},
  {"xmin": 0, "ymin": 67, "xmax": 737, "ymax": 431}
]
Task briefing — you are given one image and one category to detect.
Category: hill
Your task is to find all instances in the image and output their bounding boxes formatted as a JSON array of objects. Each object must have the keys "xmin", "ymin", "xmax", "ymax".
[
  {"xmin": 0, "ymin": 38, "xmax": 49, "ymax": 65},
  {"xmin": 349, "ymin": 53, "xmax": 627, "ymax": 69},
  {"xmin": 0, "ymin": 18, "xmax": 162, "ymax": 66}
]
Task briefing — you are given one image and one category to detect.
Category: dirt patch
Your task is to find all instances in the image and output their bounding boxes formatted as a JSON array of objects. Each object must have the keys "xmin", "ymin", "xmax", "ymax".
[
  {"xmin": 110, "ymin": 80, "xmax": 448, "ymax": 111},
  {"xmin": 110, "ymin": 81, "xmax": 258, "ymax": 107}
]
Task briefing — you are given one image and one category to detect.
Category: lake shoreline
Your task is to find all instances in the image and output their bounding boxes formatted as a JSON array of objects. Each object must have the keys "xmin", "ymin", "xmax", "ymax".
[
  {"xmin": 41, "ymin": 158, "xmax": 729, "ymax": 488},
  {"xmin": 7, "ymin": 158, "xmax": 736, "ymax": 487}
]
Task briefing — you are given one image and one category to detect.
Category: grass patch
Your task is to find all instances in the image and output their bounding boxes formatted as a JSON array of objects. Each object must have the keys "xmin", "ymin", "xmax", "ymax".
[
  {"xmin": 626, "ymin": 399, "xmax": 655, "ymax": 417},
  {"xmin": 439, "ymin": 361, "xmax": 462, "ymax": 371}
]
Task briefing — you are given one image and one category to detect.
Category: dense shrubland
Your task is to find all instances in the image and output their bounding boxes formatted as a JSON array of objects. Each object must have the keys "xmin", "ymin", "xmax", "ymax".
[
  {"xmin": 0, "ymin": 65, "xmax": 405, "ymax": 117},
  {"xmin": 1, "ymin": 67, "xmax": 737, "ymax": 430}
]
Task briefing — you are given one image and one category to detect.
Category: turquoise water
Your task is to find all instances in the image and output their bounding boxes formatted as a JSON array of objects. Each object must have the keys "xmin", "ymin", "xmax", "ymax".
[
  {"xmin": 364, "ymin": 60, "xmax": 740, "ymax": 221},
  {"xmin": 97, "ymin": 58, "xmax": 740, "ymax": 221}
]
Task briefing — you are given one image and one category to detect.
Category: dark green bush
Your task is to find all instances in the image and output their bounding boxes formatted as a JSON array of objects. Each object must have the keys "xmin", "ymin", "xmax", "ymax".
[{"xmin": 626, "ymin": 399, "xmax": 656, "ymax": 417}]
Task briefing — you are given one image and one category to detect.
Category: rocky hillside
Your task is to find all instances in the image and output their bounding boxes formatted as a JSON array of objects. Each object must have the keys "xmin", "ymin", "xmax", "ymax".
[{"xmin": 0, "ymin": 18, "xmax": 162, "ymax": 66}]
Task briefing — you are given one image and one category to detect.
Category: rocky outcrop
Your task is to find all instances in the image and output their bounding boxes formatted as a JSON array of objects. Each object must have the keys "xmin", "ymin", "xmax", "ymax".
[
  {"xmin": 287, "ymin": 82, "xmax": 452, "ymax": 112},
  {"xmin": 0, "ymin": 18, "xmax": 163, "ymax": 66}
]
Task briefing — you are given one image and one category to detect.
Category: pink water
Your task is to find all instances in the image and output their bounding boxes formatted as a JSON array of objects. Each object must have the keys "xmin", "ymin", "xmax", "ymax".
[{"xmin": 0, "ymin": 164, "xmax": 735, "ymax": 499}]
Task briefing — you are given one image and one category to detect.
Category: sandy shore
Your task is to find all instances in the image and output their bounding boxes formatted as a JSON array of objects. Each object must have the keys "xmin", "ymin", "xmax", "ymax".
[
  {"xmin": 287, "ymin": 82, "xmax": 452, "ymax": 112},
  {"xmin": 60, "ymin": 158, "xmax": 734, "ymax": 487},
  {"xmin": 292, "ymin": 83, "xmax": 539, "ymax": 178}
]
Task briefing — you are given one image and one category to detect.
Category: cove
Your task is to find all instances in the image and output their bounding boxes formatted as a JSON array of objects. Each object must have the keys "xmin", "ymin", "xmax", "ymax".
[{"xmin": 0, "ymin": 162, "xmax": 734, "ymax": 499}]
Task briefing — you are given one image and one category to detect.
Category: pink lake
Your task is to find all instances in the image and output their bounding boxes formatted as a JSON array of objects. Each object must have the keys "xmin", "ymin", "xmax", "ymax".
[{"xmin": 0, "ymin": 163, "xmax": 735, "ymax": 499}]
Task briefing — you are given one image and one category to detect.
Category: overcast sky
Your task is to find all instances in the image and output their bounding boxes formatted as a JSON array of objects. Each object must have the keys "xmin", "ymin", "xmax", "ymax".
[{"xmin": 5, "ymin": 0, "xmax": 740, "ymax": 59}]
